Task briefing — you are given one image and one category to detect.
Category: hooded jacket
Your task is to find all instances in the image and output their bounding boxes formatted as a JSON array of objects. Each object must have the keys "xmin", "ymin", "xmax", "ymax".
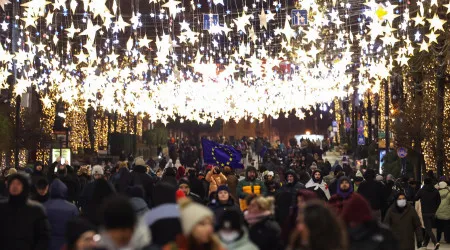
[
  {"xmin": 329, "ymin": 176, "xmax": 354, "ymax": 215},
  {"xmin": 44, "ymin": 179, "xmax": 79, "ymax": 250},
  {"xmin": 436, "ymin": 183, "xmax": 450, "ymax": 220},
  {"xmin": 415, "ymin": 183, "xmax": 441, "ymax": 214},
  {"xmin": 237, "ymin": 167, "xmax": 267, "ymax": 211},
  {"xmin": 384, "ymin": 202, "xmax": 421, "ymax": 250},
  {"xmin": 305, "ymin": 170, "xmax": 330, "ymax": 200},
  {"xmin": 0, "ymin": 173, "xmax": 51, "ymax": 250}
]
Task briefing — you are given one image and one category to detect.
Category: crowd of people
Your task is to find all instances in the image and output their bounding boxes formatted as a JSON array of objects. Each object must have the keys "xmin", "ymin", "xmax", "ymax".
[{"xmin": 0, "ymin": 141, "xmax": 448, "ymax": 250}]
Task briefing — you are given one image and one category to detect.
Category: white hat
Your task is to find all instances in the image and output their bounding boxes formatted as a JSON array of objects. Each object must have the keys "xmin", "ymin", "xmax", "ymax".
[
  {"xmin": 439, "ymin": 181, "xmax": 448, "ymax": 189},
  {"xmin": 375, "ymin": 175, "xmax": 384, "ymax": 181},
  {"xmin": 134, "ymin": 157, "xmax": 146, "ymax": 166},
  {"xmin": 92, "ymin": 165, "xmax": 104, "ymax": 176},
  {"xmin": 178, "ymin": 198, "xmax": 214, "ymax": 235},
  {"xmin": 267, "ymin": 171, "xmax": 274, "ymax": 177}
]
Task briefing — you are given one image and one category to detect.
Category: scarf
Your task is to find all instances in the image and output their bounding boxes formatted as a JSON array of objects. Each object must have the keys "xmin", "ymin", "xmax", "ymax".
[{"xmin": 244, "ymin": 210, "xmax": 271, "ymax": 226}]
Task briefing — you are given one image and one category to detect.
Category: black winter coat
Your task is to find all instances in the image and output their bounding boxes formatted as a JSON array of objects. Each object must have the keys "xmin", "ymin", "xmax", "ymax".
[
  {"xmin": 357, "ymin": 180, "xmax": 386, "ymax": 210},
  {"xmin": 0, "ymin": 200, "xmax": 51, "ymax": 250},
  {"xmin": 348, "ymin": 220, "xmax": 398, "ymax": 250},
  {"xmin": 415, "ymin": 184, "xmax": 441, "ymax": 214},
  {"xmin": 248, "ymin": 215, "xmax": 282, "ymax": 250},
  {"xmin": 131, "ymin": 165, "xmax": 157, "ymax": 205}
]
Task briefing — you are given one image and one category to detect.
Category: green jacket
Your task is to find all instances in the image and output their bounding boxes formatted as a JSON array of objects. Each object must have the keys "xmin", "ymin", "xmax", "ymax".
[
  {"xmin": 237, "ymin": 178, "xmax": 267, "ymax": 199},
  {"xmin": 436, "ymin": 188, "xmax": 450, "ymax": 220}
]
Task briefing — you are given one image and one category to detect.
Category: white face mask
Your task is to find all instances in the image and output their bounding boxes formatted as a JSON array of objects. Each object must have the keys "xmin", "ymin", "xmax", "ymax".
[
  {"xmin": 397, "ymin": 199, "xmax": 407, "ymax": 208},
  {"xmin": 219, "ymin": 231, "xmax": 240, "ymax": 243}
]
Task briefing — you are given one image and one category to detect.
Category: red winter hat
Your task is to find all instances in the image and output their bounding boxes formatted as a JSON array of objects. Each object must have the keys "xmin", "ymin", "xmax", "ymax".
[
  {"xmin": 341, "ymin": 193, "xmax": 373, "ymax": 225},
  {"xmin": 176, "ymin": 189, "xmax": 186, "ymax": 201}
]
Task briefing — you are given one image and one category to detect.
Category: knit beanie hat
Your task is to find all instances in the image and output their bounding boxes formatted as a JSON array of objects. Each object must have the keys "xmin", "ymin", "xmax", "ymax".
[
  {"xmin": 65, "ymin": 218, "xmax": 96, "ymax": 250},
  {"xmin": 92, "ymin": 165, "xmax": 104, "ymax": 176},
  {"xmin": 102, "ymin": 195, "xmax": 137, "ymax": 230},
  {"xmin": 341, "ymin": 193, "xmax": 373, "ymax": 225},
  {"xmin": 178, "ymin": 197, "xmax": 214, "ymax": 235},
  {"xmin": 218, "ymin": 208, "xmax": 242, "ymax": 231},
  {"xmin": 217, "ymin": 185, "xmax": 229, "ymax": 193}
]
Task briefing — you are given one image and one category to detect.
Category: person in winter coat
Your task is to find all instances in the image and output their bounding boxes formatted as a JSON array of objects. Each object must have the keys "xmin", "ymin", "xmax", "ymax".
[
  {"xmin": 57, "ymin": 165, "xmax": 81, "ymax": 204},
  {"xmin": 179, "ymin": 179, "xmax": 204, "ymax": 204},
  {"xmin": 65, "ymin": 217, "xmax": 98, "ymax": 250},
  {"xmin": 208, "ymin": 185, "xmax": 239, "ymax": 227},
  {"xmin": 187, "ymin": 169, "xmax": 206, "ymax": 202},
  {"xmin": 0, "ymin": 173, "xmax": 51, "ymax": 250},
  {"xmin": 275, "ymin": 170, "xmax": 305, "ymax": 226},
  {"xmin": 305, "ymin": 170, "xmax": 330, "ymax": 201},
  {"xmin": 31, "ymin": 178, "xmax": 50, "ymax": 203},
  {"xmin": 329, "ymin": 176, "xmax": 354, "ymax": 215},
  {"xmin": 145, "ymin": 182, "xmax": 182, "ymax": 248},
  {"xmin": 342, "ymin": 193, "xmax": 398, "ymax": 250},
  {"xmin": 244, "ymin": 196, "xmax": 282, "ymax": 250},
  {"xmin": 264, "ymin": 171, "xmax": 281, "ymax": 196},
  {"xmin": 31, "ymin": 161, "xmax": 46, "ymax": 189},
  {"xmin": 206, "ymin": 166, "xmax": 227, "ymax": 195},
  {"xmin": 415, "ymin": 177, "xmax": 441, "ymax": 249},
  {"xmin": 223, "ymin": 166, "xmax": 239, "ymax": 201},
  {"xmin": 131, "ymin": 158, "xmax": 157, "ymax": 205},
  {"xmin": 217, "ymin": 208, "xmax": 258, "ymax": 250},
  {"xmin": 357, "ymin": 168, "xmax": 386, "ymax": 220},
  {"xmin": 110, "ymin": 162, "xmax": 132, "ymax": 194},
  {"xmin": 237, "ymin": 166, "xmax": 267, "ymax": 211},
  {"xmin": 436, "ymin": 181, "xmax": 450, "ymax": 243},
  {"xmin": 82, "ymin": 178, "xmax": 116, "ymax": 226},
  {"xmin": 384, "ymin": 193, "xmax": 422, "ymax": 250},
  {"xmin": 79, "ymin": 165, "xmax": 104, "ymax": 210},
  {"xmin": 44, "ymin": 179, "xmax": 80, "ymax": 250},
  {"xmin": 287, "ymin": 201, "xmax": 347, "ymax": 250},
  {"xmin": 95, "ymin": 196, "xmax": 151, "ymax": 250},
  {"xmin": 163, "ymin": 197, "xmax": 225, "ymax": 250}
]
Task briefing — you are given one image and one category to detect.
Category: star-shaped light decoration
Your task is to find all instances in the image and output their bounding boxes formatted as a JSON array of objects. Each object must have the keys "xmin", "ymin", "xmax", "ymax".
[
  {"xmin": 0, "ymin": 45, "xmax": 13, "ymax": 63},
  {"xmin": 115, "ymin": 15, "xmax": 130, "ymax": 32},
  {"xmin": 0, "ymin": 20, "xmax": 8, "ymax": 31},
  {"xmin": 419, "ymin": 40, "xmax": 429, "ymax": 52},
  {"xmin": 41, "ymin": 95, "xmax": 52, "ymax": 108},
  {"xmin": 427, "ymin": 14, "xmax": 446, "ymax": 32},
  {"xmin": 0, "ymin": 0, "xmax": 10, "ymax": 10},
  {"xmin": 89, "ymin": 0, "xmax": 110, "ymax": 19},
  {"xmin": 412, "ymin": 13, "xmax": 425, "ymax": 26},
  {"xmin": 425, "ymin": 31, "xmax": 439, "ymax": 44},
  {"xmin": 259, "ymin": 9, "xmax": 268, "ymax": 29},
  {"xmin": 20, "ymin": 15, "xmax": 38, "ymax": 28},
  {"xmin": 233, "ymin": 12, "xmax": 252, "ymax": 34},
  {"xmin": 52, "ymin": 0, "xmax": 66, "ymax": 9},
  {"xmin": 179, "ymin": 20, "xmax": 190, "ymax": 31},
  {"xmin": 281, "ymin": 19, "xmax": 296, "ymax": 44},
  {"xmin": 162, "ymin": 0, "xmax": 181, "ymax": 19},
  {"xmin": 14, "ymin": 78, "xmax": 31, "ymax": 96},
  {"xmin": 79, "ymin": 19, "xmax": 101, "ymax": 42},
  {"xmin": 75, "ymin": 50, "xmax": 89, "ymax": 64},
  {"xmin": 65, "ymin": 22, "xmax": 80, "ymax": 39},
  {"xmin": 138, "ymin": 35, "xmax": 152, "ymax": 48}
]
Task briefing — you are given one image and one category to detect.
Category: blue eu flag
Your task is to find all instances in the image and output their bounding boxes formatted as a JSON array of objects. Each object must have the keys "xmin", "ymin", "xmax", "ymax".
[{"xmin": 202, "ymin": 138, "xmax": 243, "ymax": 169}]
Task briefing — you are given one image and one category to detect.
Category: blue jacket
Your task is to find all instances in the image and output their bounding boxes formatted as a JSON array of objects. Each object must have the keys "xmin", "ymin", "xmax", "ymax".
[{"xmin": 44, "ymin": 179, "xmax": 79, "ymax": 250}]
